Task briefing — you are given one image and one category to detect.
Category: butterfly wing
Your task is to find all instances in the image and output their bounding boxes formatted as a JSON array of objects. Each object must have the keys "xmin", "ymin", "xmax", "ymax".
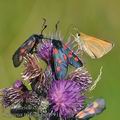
[
  {"xmin": 76, "ymin": 98, "xmax": 106, "ymax": 120},
  {"xmin": 12, "ymin": 36, "xmax": 37, "ymax": 67},
  {"xmin": 76, "ymin": 32, "xmax": 113, "ymax": 59},
  {"xmin": 63, "ymin": 44, "xmax": 83, "ymax": 68},
  {"xmin": 52, "ymin": 40, "xmax": 68, "ymax": 80}
]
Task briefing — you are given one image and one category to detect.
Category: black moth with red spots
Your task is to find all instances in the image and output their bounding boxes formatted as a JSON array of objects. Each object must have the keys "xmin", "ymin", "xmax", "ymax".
[
  {"xmin": 51, "ymin": 39, "xmax": 83, "ymax": 80},
  {"xmin": 12, "ymin": 34, "xmax": 43, "ymax": 67}
]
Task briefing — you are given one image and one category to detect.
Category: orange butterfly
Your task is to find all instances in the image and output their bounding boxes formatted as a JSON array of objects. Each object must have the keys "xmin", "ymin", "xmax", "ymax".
[{"xmin": 71, "ymin": 32, "xmax": 114, "ymax": 59}]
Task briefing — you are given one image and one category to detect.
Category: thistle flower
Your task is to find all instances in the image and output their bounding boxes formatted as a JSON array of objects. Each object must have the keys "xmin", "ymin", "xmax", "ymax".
[
  {"xmin": 22, "ymin": 54, "xmax": 42, "ymax": 80},
  {"xmin": 0, "ymin": 80, "xmax": 40, "ymax": 108},
  {"xmin": 67, "ymin": 67, "xmax": 92, "ymax": 92},
  {"xmin": 30, "ymin": 74, "xmax": 52, "ymax": 96},
  {"xmin": 0, "ymin": 80, "xmax": 27, "ymax": 107},
  {"xmin": 30, "ymin": 66, "xmax": 53, "ymax": 96},
  {"xmin": 22, "ymin": 54, "xmax": 53, "ymax": 96},
  {"xmin": 35, "ymin": 98, "xmax": 50, "ymax": 120},
  {"xmin": 48, "ymin": 80, "xmax": 85, "ymax": 119},
  {"xmin": 37, "ymin": 40, "xmax": 53, "ymax": 64},
  {"xmin": 0, "ymin": 30, "xmax": 107, "ymax": 120}
]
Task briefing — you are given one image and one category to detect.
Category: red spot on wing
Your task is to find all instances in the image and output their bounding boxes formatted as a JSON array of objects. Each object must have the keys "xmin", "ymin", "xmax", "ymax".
[
  {"xmin": 68, "ymin": 51, "xmax": 73, "ymax": 58},
  {"xmin": 68, "ymin": 54, "xmax": 72, "ymax": 58},
  {"xmin": 20, "ymin": 48, "xmax": 26, "ymax": 56},
  {"xmin": 63, "ymin": 45, "xmax": 67, "ymax": 50},
  {"xmin": 57, "ymin": 59, "xmax": 62, "ymax": 64},
  {"xmin": 87, "ymin": 108, "xmax": 95, "ymax": 114},
  {"xmin": 56, "ymin": 66, "xmax": 61, "ymax": 72},
  {"xmin": 53, "ymin": 48, "xmax": 58, "ymax": 54},
  {"xmin": 63, "ymin": 54, "xmax": 67, "ymax": 60},
  {"xmin": 74, "ymin": 57, "xmax": 79, "ymax": 62},
  {"xmin": 76, "ymin": 111, "xmax": 86, "ymax": 119},
  {"xmin": 20, "ymin": 48, "xmax": 26, "ymax": 54}
]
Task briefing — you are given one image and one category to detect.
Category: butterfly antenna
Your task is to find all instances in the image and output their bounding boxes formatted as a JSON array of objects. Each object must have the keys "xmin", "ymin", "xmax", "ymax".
[
  {"xmin": 73, "ymin": 27, "xmax": 80, "ymax": 33},
  {"xmin": 54, "ymin": 20, "xmax": 60, "ymax": 40},
  {"xmin": 41, "ymin": 18, "xmax": 47, "ymax": 35}
]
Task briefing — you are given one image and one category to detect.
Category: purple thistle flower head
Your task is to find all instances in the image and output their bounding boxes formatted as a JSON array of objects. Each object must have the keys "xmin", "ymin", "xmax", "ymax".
[
  {"xmin": 21, "ymin": 54, "xmax": 53, "ymax": 96},
  {"xmin": 48, "ymin": 80, "xmax": 85, "ymax": 119},
  {"xmin": 12, "ymin": 80, "xmax": 28, "ymax": 92},
  {"xmin": 0, "ymin": 80, "xmax": 28, "ymax": 107},
  {"xmin": 37, "ymin": 40, "xmax": 53, "ymax": 64},
  {"xmin": 22, "ymin": 54, "xmax": 42, "ymax": 81},
  {"xmin": 67, "ymin": 67, "xmax": 92, "ymax": 92},
  {"xmin": 12, "ymin": 80, "xmax": 24, "ymax": 89},
  {"xmin": 0, "ymin": 80, "xmax": 41, "ymax": 108}
]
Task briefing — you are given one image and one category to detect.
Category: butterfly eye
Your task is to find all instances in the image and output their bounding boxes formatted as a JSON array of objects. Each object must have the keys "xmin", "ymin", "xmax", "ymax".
[{"xmin": 77, "ymin": 33, "xmax": 81, "ymax": 37}]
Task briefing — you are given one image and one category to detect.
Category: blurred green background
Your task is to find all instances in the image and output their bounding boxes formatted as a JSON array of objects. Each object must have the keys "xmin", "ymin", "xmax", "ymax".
[{"xmin": 0, "ymin": 0, "xmax": 119, "ymax": 120}]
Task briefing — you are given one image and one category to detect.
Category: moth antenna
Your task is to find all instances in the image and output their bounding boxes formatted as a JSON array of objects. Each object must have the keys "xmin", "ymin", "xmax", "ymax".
[
  {"xmin": 55, "ymin": 20, "xmax": 60, "ymax": 33},
  {"xmin": 41, "ymin": 18, "xmax": 47, "ymax": 35}
]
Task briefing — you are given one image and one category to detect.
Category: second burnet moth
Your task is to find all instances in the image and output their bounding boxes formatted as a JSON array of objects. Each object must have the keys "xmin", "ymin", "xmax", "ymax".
[{"xmin": 76, "ymin": 98, "xmax": 106, "ymax": 120}]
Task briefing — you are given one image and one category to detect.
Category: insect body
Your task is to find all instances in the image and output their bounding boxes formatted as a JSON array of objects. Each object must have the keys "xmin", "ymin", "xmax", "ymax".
[
  {"xmin": 76, "ymin": 98, "xmax": 106, "ymax": 120},
  {"xmin": 12, "ymin": 34, "xmax": 43, "ymax": 67},
  {"xmin": 72, "ymin": 32, "xmax": 113, "ymax": 59},
  {"xmin": 51, "ymin": 39, "xmax": 83, "ymax": 80},
  {"xmin": 10, "ymin": 104, "xmax": 36, "ymax": 118}
]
